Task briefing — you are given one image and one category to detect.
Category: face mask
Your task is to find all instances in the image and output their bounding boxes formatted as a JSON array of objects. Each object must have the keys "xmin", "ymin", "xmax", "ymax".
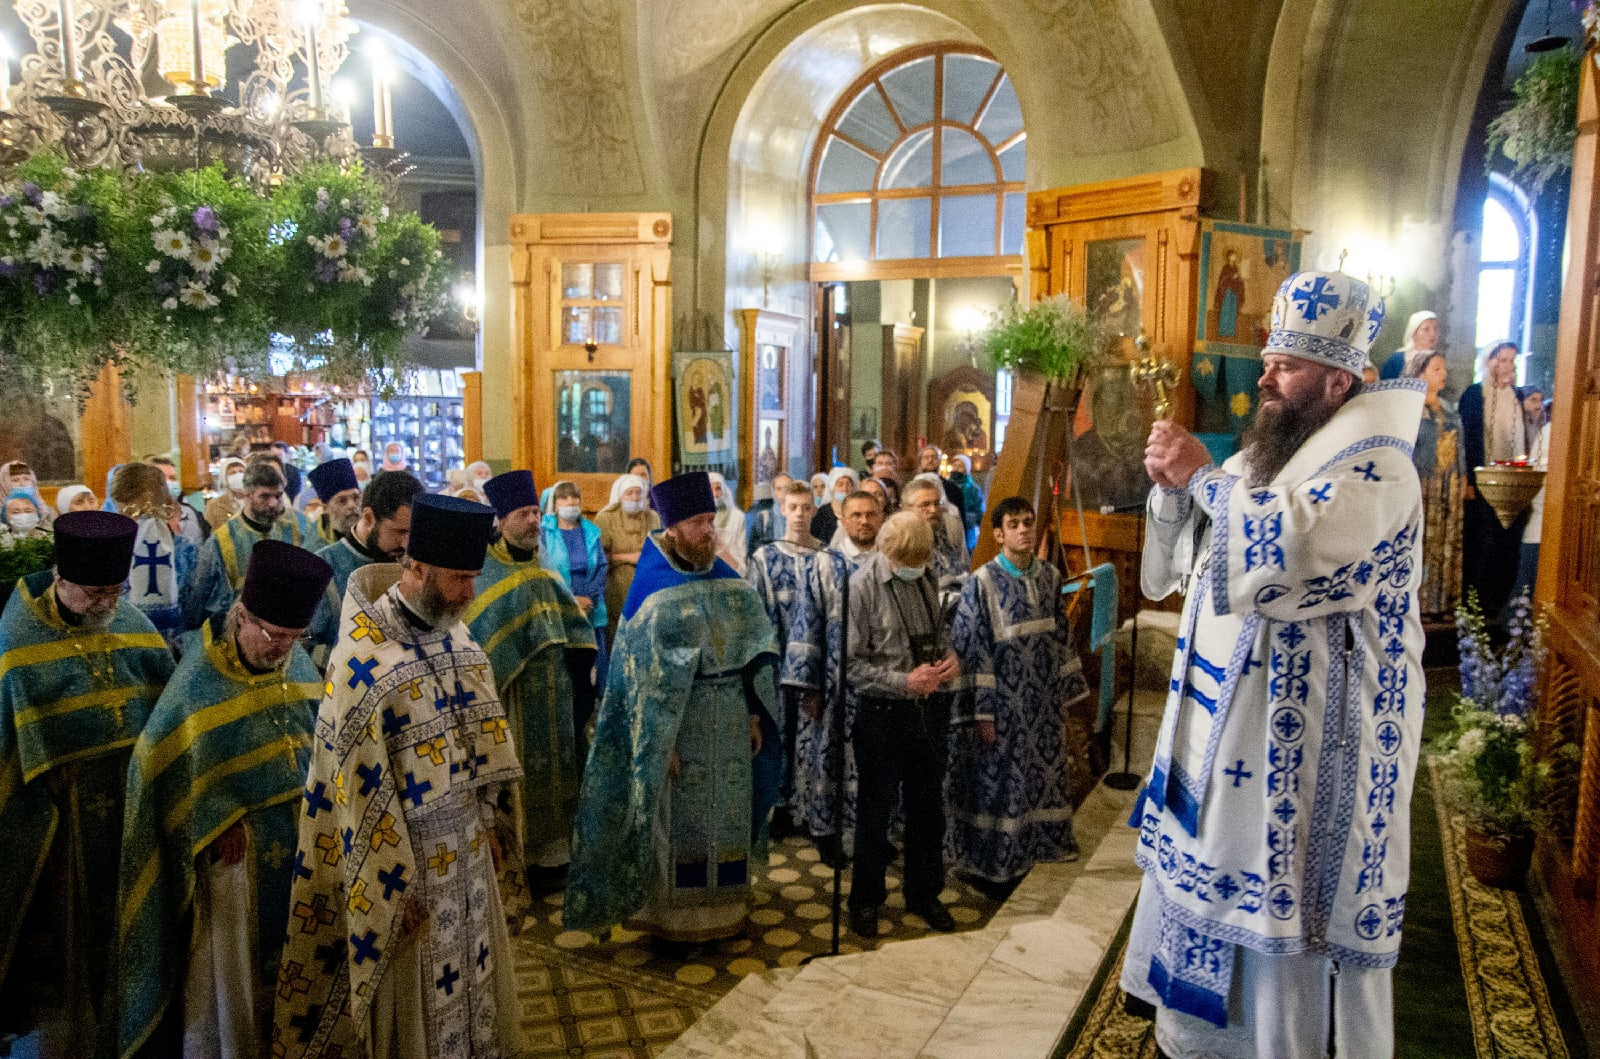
[
  {"xmin": 893, "ymin": 565, "xmax": 925, "ymax": 582},
  {"xmin": 833, "ymin": 490, "xmax": 851, "ymax": 502},
  {"xmin": 814, "ymin": 494, "xmax": 826, "ymax": 507},
  {"xmin": 167, "ymin": 480, "xmax": 183, "ymax": 498},
  {"xmin": 622, "ymin": 499, "xmax": 645, "ymax": 515},
  {"xmin": 557, "ymin": 504, "xmax": 582, "ymax": 522},
  {"xmin": 8, "ymin": 513, "xmax": 39, "ymax": 533},
  {"xmin": 226, "ymin": 472, "xmax": 245, "ymax": 492}
]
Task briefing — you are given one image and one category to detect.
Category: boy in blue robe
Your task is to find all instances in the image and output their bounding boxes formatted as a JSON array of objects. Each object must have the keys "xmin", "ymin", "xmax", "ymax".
[
  {"xmin": 567, "ymin": 472, "xmax": 781, "ymax": 947},
  {"xmin": 117, "ymin": 540, "xmax": 333, "ymax": 1059},
  {"xmin": 0, "ymin": 512, "xmax": 175, "ymax": 1057}
]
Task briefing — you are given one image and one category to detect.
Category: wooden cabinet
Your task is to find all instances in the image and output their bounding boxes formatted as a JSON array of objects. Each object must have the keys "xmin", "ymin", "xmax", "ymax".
[
  {"xmin": 510, "ymin": 213, "xmax": 672, "ymax": 511},
  {"xmin": 736, "ymin": 308, "xmax": 806, "ymax": 506}
]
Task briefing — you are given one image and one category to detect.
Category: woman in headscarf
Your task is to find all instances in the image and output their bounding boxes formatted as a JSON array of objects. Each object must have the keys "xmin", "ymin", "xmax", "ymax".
[
  {"xmin": 350, "ymin": 449, "xmax": 373, "ymax": 486},
  {"xmin": 541, "ymin": 479, "xmax": 611, "ymax": 688},
  {"xmin": 380, "ymin": 440, "xmax": 409, "ymax": 471},
  {"xmin": 808, "ymin": 466, "xmax": 859, "ymax": 543},
  {"xmin": 2, "ymin": 491, "xmax": 49, "ymax": 541},
  {"xmin": 1, "ymin": 461, "xmax": 55, "ymax": 528},
  {"xmin": 1379, "ymin": 310, "xmax": 1439, "ymax": 380},
  {"xmin": 809, "ymin": 472, "xmax": 828, "ymax": 508},
  {"xmin": 110, "ymin": 462, "xmax": 197, "ymax": 650},
  {"xmin": 1404, "ymin": 350, "xmax": 1466, "ymax": 617},
  {"xmin": 53, "ymin": 484, "xmax": 98, "ymax": 514},
  {"xmin": 594, "ymin": 472, "xmax": 660, "ymax": 646},
  {"xmin": 204, "ymin": 456, "xmax": 247, "ymax": 530},
  {"xmin": 708, "ymin": 471, "xmax": 747, "ymax": 573},
  {"xmin": 464, "ymin": 461, "xmax": 493, "ymax": 496}
]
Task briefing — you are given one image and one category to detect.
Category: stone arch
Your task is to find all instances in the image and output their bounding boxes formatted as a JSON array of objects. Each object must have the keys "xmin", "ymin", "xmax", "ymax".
[
  {"xmin": 688, "ymin": 0, "xmax": 1204, "ymax": 341},
  {"xmin": 354, "ymin": 1, "xmax": 523, "ymax": 462}
]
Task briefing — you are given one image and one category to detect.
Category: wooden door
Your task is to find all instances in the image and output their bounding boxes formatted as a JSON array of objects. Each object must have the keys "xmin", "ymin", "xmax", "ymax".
[
  {"xmin": 880, "ymin": 323, "xmax": 925, "ymax": 472},
  {"xmin": 816, "ymin": 282, "xmax": 851, "ymax": 472},
  {"xmin": 510, "ymin": 214, "xmax": 672, "ymax": 512},
  {"xmin": 1533, "ymin": 38, "xmax": 1600, "ymax": 999}
]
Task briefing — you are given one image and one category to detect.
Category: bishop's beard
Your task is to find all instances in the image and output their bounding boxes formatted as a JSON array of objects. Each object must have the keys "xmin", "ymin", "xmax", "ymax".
[{"xmin": 1240, "ymin": 385, "xmax": 1348, "ymax": 486}]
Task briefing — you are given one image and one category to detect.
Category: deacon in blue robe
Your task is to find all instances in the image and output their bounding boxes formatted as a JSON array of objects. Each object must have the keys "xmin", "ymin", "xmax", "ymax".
[
  {"xmin": 949, "ymin": 498, "xmax": 1088, "ymax": 888},
  {"xmin": 0, "ymin": 513, "xmax": 175, "ymax": 1058},
  {"xmin": 567, "ymin": 472, "xmax": 780, "ymax": 944},
  {"xmin": 469, "ymin": 471, "xmax": 597, "ymax": 877},
  {"xmin": 181, "ymin": 461, "xmax": 307, "ymax": 630},
  {"xmin": 116, "ymin": 541, "xmax": 332, "ymax": 1059}
]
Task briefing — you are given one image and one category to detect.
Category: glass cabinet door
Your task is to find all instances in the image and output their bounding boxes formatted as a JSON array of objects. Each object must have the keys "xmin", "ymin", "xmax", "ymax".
[
  {"xmin": 553, "ymin": 370, "xmax": 631, "ymax": 474},
  {"xmin": 559, "ymin": 262, "xmax": 626, "ymax": 347}
]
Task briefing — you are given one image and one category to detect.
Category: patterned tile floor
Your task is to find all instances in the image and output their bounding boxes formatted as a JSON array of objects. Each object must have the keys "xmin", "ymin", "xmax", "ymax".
[
  {"xmin": 516, "ymin": 837, "xmax": 1006, "ymax": 1010},
  {"xmin": 515, "ymin": 939, "xmax": 712, "ymax": 1058}
]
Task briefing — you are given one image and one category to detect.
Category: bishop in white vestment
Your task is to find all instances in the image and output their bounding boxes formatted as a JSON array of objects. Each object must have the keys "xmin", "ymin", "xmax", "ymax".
[{"xmin": 1124, "ymin": 271, "xmax": 1426, "ymax": 1059}]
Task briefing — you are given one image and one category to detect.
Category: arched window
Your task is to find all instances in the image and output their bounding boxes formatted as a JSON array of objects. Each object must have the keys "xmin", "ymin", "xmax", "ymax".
[
  {"xmin": 811, "ymin": 47, "xmax": 1025, "ymax": 274},
  {"xmin": 1475, "ymin": 174, "xmax": 1535, "ymax": 361}
]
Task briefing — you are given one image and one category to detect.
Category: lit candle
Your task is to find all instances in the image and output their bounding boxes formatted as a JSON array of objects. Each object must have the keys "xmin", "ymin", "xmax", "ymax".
[
  {"xmin": 302, "ymin": 1, "xmax": 323, "ymax": 111},
  {"xmin": 368, "ymin": 42, "xmax": 393, "ymax": 145},
  {"xmin": 189, "ymin": 0, "xmax": 205, "ymax": 90},
  {"xmin": 57, "ymin": 0, "xmax": 79, "ymax": 83},
  {"xmin": 0, "ymin": 39, "xmax": 12, "ymax": 112}
]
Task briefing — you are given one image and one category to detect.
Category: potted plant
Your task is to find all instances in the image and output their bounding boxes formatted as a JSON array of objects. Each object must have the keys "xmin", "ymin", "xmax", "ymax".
[
  {"xmin": 980, "ymin": 293, "xmax": 1105, "ymax": 386},
  {"xmin": 1485, "ymin": 47, "xmax": 1581, "ymax": 199},
  {"xmin": 1438, "ymin": 589, "xmax": 1556, "ymax": 888}
]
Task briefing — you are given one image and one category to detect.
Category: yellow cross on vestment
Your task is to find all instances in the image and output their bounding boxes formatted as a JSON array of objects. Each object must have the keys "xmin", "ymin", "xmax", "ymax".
[
  {"xmin": 482, "ymin": 717, "xmax": 508, "ymax": 743},
  {"xmin": 314, "ymin": 831, "xmax": 341, "ymax": 866},
  {"xmin": 350, "ymin": 612, "xmax": 387, "ymax": 645},
  {"xmin": 370, "ymin": 812, "xmax": 401, "ymax": 850},
  {"xmin": 416, "ymin": 736, "xmax": 448, "ymax": 767},
  {"xmin": 348, "ymin": 879, "xmax": 372, "ymax": 914},
  {"xmin": 428, "ymin": 842, "xmax": 456, "ymax": 877}
]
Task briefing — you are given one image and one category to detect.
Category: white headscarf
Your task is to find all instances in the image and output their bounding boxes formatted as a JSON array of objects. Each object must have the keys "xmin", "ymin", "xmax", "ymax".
[
  {"xmin": 824, "ymin": 466, "xmax": 860, "ymax": 514},
  {"xmin": 1402, "ymin": 310, "xmax": 1438, "ymax": 352},
  {"xmin": 707, "ymin": 472, "xmax": 747, "ymax": 571},
  {"xmin": 53, "ymin": 484, "xmax": 94, "ymax": 514},
  {"xmin": 602, "ymin": 473, "xmax": 649, "ymax": 514}
]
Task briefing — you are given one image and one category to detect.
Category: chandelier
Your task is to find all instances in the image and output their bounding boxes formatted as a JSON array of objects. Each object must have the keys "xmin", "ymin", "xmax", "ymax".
[{"xmin": 0, "ymin": 0, "xmax": 409, "ymax": 187}]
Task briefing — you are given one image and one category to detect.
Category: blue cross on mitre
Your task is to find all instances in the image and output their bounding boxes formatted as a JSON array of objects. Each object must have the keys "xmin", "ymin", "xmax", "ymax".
[{"xmin": 1292, "ymin": 275, "xmax": 1340, "ymax": 321}]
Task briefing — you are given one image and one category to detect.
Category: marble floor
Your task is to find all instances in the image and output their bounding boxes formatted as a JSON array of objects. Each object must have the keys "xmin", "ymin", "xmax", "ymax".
[{"xmin": 660, "ymin": 613, "xmax": 1174, "ymax": 1059}]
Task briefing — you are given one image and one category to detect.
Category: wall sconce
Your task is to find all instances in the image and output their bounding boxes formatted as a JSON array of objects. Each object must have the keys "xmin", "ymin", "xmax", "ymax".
[
  {"xmin": 759, "ymin": 250, "xmax": 781, "ymax": 308},
  {"xmin": 453, "ymin": 280, "xmax": 480, "ymax": 335}
]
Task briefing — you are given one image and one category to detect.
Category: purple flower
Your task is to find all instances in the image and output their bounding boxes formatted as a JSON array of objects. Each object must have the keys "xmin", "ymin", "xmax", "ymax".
[
  {"xmin": 156, "ymin": 280, "xmax": 174, "ymax": 295},
  {"xmin": 34, "ymin": 272, "xmax": 51, "ymax": 294},
  {"xmin": 0, "ymin": 262, "xmax": 15, "ymax": 278},
  {"xmin": 0, "ymin": 195, "xmax": 14, "ymax": 208},
  {"xmin": 193, "ymin": 205, "xmax": 219, "ymax": 233},
  {"xmin": 21, "ymin": 182, "xmax": 40, "ymax": 205}
]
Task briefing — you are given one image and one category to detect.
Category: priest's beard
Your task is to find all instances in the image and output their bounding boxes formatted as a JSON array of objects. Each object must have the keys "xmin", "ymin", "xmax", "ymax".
[
  {"xmin": 1240, "ymin": 385, "xmax": 1349, "ymax": 486},
  {"xmin": 501, "ymin": 528, "xmax": 540, "ymax": 554},
  {"xmin": 411, "ymin": 574, "xmax": 469, "ymax": 629}
]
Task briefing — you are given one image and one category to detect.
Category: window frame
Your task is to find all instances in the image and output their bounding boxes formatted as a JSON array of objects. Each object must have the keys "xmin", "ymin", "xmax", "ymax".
[{"xmin": 1475, "ymin": 173, "xmax": 1536, "ymax": 362}]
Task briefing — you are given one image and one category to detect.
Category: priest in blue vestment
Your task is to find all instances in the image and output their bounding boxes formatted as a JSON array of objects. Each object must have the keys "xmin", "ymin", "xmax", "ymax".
[
  {"xmin": 948, "ymin": 496, "xmax": 1088, "ymax": 896},
  {"xmin": 307, "ymin": 457, "xmax": 363, "ymax": 547},
  {"xmin": 181, "ymin": 460, "xmax": 309, "ymax": 630},
  {"xmin": 309, "ymin": 469, "xmax": 424, "ymax": 654},
  {"xmin": 469, "ymin": 470, "xmax": 596, "ymax": 883},
  {"xmin": 0, "ymin": 512, "xmax": 175, "ymax": 1057},
  {"xmin": 117, "ymin": 540, "xmax": 333, "ymax": 1059},
  {"xmin": 566, "ymin": 471, "xmax": 781, "ymax": 947},
  {"xmin": 272, "ymin": 494, "xmax": 526, "ymax": 1058},
  {"xmin": 1127, "ymin": 270, "xmax": 1426, "ymax": 1058}
]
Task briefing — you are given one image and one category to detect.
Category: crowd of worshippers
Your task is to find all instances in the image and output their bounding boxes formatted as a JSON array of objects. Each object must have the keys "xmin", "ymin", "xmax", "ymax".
[{"xmin": 0, "ymin": 437, "xmax": 1093, "ymax": 1059}]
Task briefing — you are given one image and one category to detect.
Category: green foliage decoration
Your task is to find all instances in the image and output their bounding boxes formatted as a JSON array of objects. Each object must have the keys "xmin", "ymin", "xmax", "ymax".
[
  {"xmin": 1486, "ymin": 48, "xmax": 1581, "ymax": 199},
  {"xmin": 981, "ymin": 294, "xmax": 1106, "ymax": 384}
]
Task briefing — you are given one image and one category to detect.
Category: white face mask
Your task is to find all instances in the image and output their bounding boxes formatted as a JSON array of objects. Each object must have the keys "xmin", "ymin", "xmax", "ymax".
[
  {"xmin": 621, "ymin": 499, "xmax": 646, "ymax": 515},
  {"xmin": 167, "ymin": 480, "xmax": 182, "ymax": 498},
  {"xmin": 8, "ymin": 513, "xmax": 39, "ymax": 533},
  {"xmin": 833, "ymin": 489, "xmax": 851, "ymax": 502},
  {"xmin": 893, "ymin": 565, "xmax": 925, "ymax": 582},
  {"xmin": 226, "ymin": 472, "xmax": 245, "ymax": 492},
  {"xmin": 557, "ymin": 504, "xmax": 582, "ymax": 522}
]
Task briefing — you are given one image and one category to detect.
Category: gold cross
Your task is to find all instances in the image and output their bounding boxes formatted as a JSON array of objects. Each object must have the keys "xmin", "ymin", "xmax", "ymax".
[
  {"xmin": 333, "ymin": 771, "xmax": 348, "ymax": 805},
  {"xmin": 428, "ymin": 842, "xmax": 457, "ymax": 877},
  {"xmin": 370, "ymin": 813, "xmax": 400, "ymax": 850},
  {"xmin": 314, "ymin": 831, "xmax": 341, "ymax": 866},
  {"xmin": 263, "ymin": 840, "xmax": 291, "ymax": 872},
  {"xmin": 350, "ymin": 612, "xmax": 387, "ymax": 645},
  {"xmin": 398, "ymin": 677, "xmax": 425, "ymax": 701},
  {"xmin": 347, "ymin": 879, "xmax": 372, "ymax": 915},
  {"xmin": 481, "ymin": 718, "xmax": 508, "ymax": 744},
  {"xmin": 277, "ymin": 960, "xmax": 312, "ymax": 1000},
  {"xmin": 415, "ymin": 736, "xmax": 448, "ymax": 767}
]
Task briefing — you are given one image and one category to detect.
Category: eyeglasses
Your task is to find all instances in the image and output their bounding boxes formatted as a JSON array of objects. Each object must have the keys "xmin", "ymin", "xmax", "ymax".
[{"xmin": 248, "ymin": 617, "xmax": 310, "ymax": 649}]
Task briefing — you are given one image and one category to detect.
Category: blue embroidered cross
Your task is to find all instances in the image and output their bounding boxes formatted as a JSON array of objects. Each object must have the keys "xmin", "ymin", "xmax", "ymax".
[
  {"xmin": 435, "ymin": 963, "xmax": 460, "ymax": 996},
  {"xmin": 1354, "ymin": 460, "xmax": 1380, "ymax": 481},
  {"xmin": 132, "ymin": 541, "xmax": 172, "ymax": 596},
  {"xmin": 346, "ymin": 656, "xmax": 380, "ymax": 689},
  {"xmin": 1213, "ymin": 874, "xmax": 1240, "ymax": 902},
  {"xmin": 1356, "ymin": 905, "xmax": 1384, "ymax": 940},
  {"xmin": 313, "ymin": 937, "xmax": 346, "ymax": 974},
  {"xmin": 1292, "ymin": 275, "xmax": 1340, "ymax": 320},
  {"xmin": 1372, "ymin": 811, "xmax": 1388, "ymax": 838},
  {"xmin": 433, "ymin": 681, "xmax": 477, "ymax": 713},
  {"xmin": 1277, "ymin": 623, "xmax": 1307, "ymax": 649},
  {"xmin": 349, "ymin": 930, "xmax": 382, "ymax": 965},
  {"xmin": 304, "ymin": 781, "xmax": 333, "ymax": 818},
  {"xmin": 288, "ymin": 1005, "xmax": 325, "ymax": 1044},
  {"xmin": 452, "ymin": 752, "xmax": 490, "ymax": 780},
  {"xmin": 1376, "ymin": 722, "xmax": 1402, "ymax": 755},
  {"xmin": 1269, "ymin": 886, "xmax": 1297, "ymax": 918},
  {"xmin": 356, "ymin": 762, "xmax": 384, "ymax": 795},
  {"xmin": 293, "ymin": 849, "xmax": 313, "ymax": 880},
  {"xmin": 1273, "ymin": 797, "xmax": 1298, "ymax": 824},
  {"xmin": 1273, "ymin": 709, "xmax": 1305, "ymax": 742},
  {"xmin": 1250, "ymin": 489, "xmax": 1275, "ymax": 506},
  {"xmin": 1366, "ymin": 305, "xmax": 1384, "ymax": 343},
  {"xmin": 398, "ymin": 770, "xmax": 433, "ymax": 808},
  {"xmin": 1309, "ymin": 483, "xmax": 1332, "ymax": 505},
  {"xmin": 378, "ymin": 863, "xmax": 408, "ymax": 899},
  {"xmin": 1223, "ymin": 760, "xmax": 1253, "ymax": 787},
  {"xmin": 381, "ymin": 705, "xmax": 410, "ymax": 736},
  {"xmin": 341, "ymin": 827, "xmax": 354, "ymax": 854},
  {"xmin": 1242, "ymin": 650, "xmax": 1264, "ymax": 676},
  {"xmin": 477, "ymin": 942, "xmax": 490, "ymax": 971}
]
